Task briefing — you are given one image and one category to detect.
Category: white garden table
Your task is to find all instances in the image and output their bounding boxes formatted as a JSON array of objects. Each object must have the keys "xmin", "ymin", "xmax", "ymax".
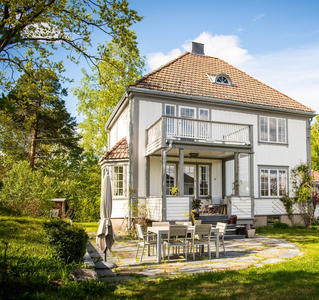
[{"xmin": 147, "ymin": 225, "xmax": 220, "ymax": 263}]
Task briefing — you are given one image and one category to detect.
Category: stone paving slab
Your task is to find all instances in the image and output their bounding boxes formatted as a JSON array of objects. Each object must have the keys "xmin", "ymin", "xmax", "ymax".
[{"xmin": 85, "ymin": 234, "xmax": 301, "ymax": 282}]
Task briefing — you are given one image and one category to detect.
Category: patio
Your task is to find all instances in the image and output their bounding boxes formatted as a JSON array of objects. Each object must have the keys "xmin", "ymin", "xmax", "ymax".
[{"xmin": 84, "ymin": 231, "xmax": 301, "ymax": 282}]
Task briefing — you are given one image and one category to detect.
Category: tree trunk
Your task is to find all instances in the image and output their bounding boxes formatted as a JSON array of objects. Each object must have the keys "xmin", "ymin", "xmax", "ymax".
[{"xmin": 30, "ymin": 121, "xmax": 38, "ymax": 169}]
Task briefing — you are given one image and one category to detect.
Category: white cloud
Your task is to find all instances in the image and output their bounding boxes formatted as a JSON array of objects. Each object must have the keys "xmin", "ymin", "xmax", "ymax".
[
  {"xmin": 253, "ymin": 13, "xmax": 266, "ymax": 22},
  {"xmin": 147, "ymin": 32, "xmax": 251, "ymax": 71},
  {"xmin": 241, "ymin": 45, "xmax": 319, "ymax": 114},
  {"xmin": 183, "ymin": 32, "xmax": 252, "ymax": 66},
  {"xmin": 147, "ymin": 48, "xmax": 182, "ymax": 71}
]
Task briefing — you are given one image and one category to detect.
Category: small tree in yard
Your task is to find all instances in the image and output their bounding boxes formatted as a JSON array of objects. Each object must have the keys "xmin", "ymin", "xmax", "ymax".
[{"xmin": 280, "ymin": 163, "xmax": 313, "ymax": 227}]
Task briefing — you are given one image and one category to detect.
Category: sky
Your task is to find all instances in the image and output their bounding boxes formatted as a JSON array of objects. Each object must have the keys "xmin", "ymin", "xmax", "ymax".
[{"xmin": 62, "ymin": 0, "xmax": 319, "ymax": 121}]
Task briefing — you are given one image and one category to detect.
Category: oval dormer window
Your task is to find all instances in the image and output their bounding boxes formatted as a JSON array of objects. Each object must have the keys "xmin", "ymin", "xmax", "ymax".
[{"xmin": 216, "ymin": 75, "xmax": 229, "ymax": 85}]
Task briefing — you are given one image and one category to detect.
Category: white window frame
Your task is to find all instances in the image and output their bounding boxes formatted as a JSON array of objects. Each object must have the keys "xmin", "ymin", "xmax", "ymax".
[
  {"xmin": 166, "ymin": 164, "xmax": 176, "ymax": 195},
  {"xmin": 179, "ymin": 106, "xmax": 196, "ymax": 119},
  {"xmin": 259, "ymin": 116, "xmax": 287, "ymax": 143},
  {"xmin": 165, "ymin": 104, "xmax": 176, "ymax": 117},
  {"xmin": 184, "ymin": 165, "xmax": 196, "ymax": 196},
  {"xmin": 259, "ymin": 166, "xmax": 288, "ymax": 198},
  {"xmin": 199, "ymin": 165, "xmax": 209, "ymax": 196},
  {"xmin": 113, "ymin": 165, "xmax": 124, "ymax": 197}
]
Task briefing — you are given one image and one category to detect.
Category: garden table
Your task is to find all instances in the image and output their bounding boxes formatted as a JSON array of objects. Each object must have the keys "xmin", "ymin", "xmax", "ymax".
[{"xmin": 147, "ymin": 225, "xmax": 220, "ymax": 263}]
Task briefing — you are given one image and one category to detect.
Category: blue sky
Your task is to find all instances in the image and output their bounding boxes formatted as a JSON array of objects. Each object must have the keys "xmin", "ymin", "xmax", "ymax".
[{"xmin": 64, "ymin": 0, "xmax": 319, "ymax": 120}]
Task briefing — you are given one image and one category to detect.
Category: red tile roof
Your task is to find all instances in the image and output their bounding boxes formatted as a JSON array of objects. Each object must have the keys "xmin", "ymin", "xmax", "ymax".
[
  {"xmin": 312, "ymin": 170, "xmax": 319, "ymax": 182},
  {"xmin": 133, "ymin": 52, "xmax": 314, "ymax": 113},
  {"xmin": 99, "ymin": 137, "xmax": 129, "ymax": 162}
]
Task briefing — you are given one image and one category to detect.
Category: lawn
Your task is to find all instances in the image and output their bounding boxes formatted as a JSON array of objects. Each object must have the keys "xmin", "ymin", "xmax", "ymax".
[{"xmin": 1, "ymin": 213, "xmax": 319, "ymax": 299}]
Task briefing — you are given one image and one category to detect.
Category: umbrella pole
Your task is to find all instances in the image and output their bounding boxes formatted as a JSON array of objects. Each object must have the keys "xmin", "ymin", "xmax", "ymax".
[{"xmin": 104, "ymin": 248, "xmax": 107, "ymax": 261}]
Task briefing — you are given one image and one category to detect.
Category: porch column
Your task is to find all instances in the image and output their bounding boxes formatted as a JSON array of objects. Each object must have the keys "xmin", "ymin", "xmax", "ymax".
[
  {"xmin": 234, "ymin": 152, "xmax": 239, "ymax": 196},
  {"xmin": 161, "ymin": 148, "xmax": 167, "ymax": 221},
  {"xmin": 179, "ymin": 149, "xmax": 184, "ymax": 196}
]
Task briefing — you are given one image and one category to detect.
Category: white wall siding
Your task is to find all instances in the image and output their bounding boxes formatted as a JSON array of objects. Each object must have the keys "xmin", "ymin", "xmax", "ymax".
[
  {"xmin": 166, "ymin": 197, "xmax": 190, "ymax": 221},
  {"xmin": 112, "ymin": 199, "xmax": 128, "ymax": 218},
  {"xmin": 146, "ymin": 197, "xmax": 162, "ymax": 221},
  {"xmin": 255, "ymin": 198, "xmax": 306, "ymax": 216},
  {"xmin": 109, "ymin": 107, "xmax": 129, "ymax": 149},
  {"xmin": 138, "ymin": 100, "xmax": 162, "ymax": 197},
  {"xmin": 150, "ymin": 156, "xmax": 162, "ymax": 196},
  {"xmin": 230, "ymin": 196, "xmax": 252, "ymax": 218}
]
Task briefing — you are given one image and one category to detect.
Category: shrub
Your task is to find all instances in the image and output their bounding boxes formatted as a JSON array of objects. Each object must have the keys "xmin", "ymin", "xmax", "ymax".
[
  {"xmin": 43, "ymin": 218, "xmax": 88, "ymax": 264},
  {"xmin": 273, "ymin": 221, "xmax": 290, "ymax": 229}
]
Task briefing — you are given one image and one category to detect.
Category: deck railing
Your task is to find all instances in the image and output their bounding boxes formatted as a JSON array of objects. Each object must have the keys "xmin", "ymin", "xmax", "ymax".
[{"xmin": 146, "ymin": 116, "xmax": 251, "ymax": 149}]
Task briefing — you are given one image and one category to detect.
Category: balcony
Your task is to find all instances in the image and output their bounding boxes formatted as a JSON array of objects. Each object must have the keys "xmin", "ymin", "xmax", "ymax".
[{"xmin": 146, "ymin": 116, "xmax": 251, "ymax": 156}]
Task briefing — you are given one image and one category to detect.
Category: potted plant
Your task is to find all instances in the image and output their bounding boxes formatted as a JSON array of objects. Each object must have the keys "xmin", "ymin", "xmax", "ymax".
[
  {"xmin": 229, "ymin": 214, "xmax": 237, "ymax": 224},
  {"xmin": 192, "ymin": 199, "xmax": 202, "ymax": 215},
  {"xmin": 246, "ymin": 226, "xmax": 255, "ymax": 238},
  {"xmin": 170, "ymin": 186, "xmax": 179, "ymax": 196}
]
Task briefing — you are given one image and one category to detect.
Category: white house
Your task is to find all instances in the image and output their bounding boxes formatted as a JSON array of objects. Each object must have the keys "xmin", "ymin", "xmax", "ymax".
[{"xmin": 99, "ymin": 42, "xmax": 315, "ymax": 228}]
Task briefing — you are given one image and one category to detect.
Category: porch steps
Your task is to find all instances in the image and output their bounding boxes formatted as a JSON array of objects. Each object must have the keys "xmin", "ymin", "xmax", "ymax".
[{"xmin": 199, "ymin": 214, "xmax": 246, "ymax": 240}]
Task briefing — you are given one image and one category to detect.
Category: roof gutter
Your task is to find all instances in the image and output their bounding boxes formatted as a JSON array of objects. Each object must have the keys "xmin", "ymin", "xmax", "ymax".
[{"xmin": 127, "ymin": 86, "xmax": 316, "ymax": 118}]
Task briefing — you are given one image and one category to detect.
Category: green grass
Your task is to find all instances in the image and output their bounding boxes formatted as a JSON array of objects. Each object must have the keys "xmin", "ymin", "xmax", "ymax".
[{"xmin": 1, "ymin": 217, "xmax": 319, "ymax": 299}]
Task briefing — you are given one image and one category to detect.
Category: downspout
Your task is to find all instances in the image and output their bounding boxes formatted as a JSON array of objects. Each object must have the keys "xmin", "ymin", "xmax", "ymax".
[
  {"xmin": 162, "ymin": 140, "xmax": 173, "ymax": 221},
  {"xmin": 126, "ymin": 91, "xmax": 133, "ymax": 231}
]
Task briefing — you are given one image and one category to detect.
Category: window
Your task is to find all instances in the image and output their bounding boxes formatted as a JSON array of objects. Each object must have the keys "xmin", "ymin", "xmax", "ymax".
[
  {"xmin": 199, "ymin": 109, "xmax": 209, "ymax": 139},
  {"xmin": 199, "ymin": 166, "xmax": 209, "ymax": 196},
  {"xmin": 165, "ymin": 104, "xmax": 175, "ymax": 117},
  {"xmin": 165, "ymin": 104, "xmax": 176, "ymax": 136},
  {"xmin": 216, "ymin": 76, "xmax": 229, "ymax": 84},
  {"xmin": 166, "ymin": 165, "xmax": 175, "ymax": 195},
  {"xmin": 267, "ymin": 216, "xmax": 281, "ymax": 225},
  {"xmin": 260, "ymin": 116, "xmax": 286, "ymax": 143},
  {"xmin": 180, "ymin": 107, "xmax": 195, "ymax": 118},
  {"xmin": 207, "ymin": 73, "xmax": 232, "ymax": 86},
  {"xmin": 260, "ymin": 167, "xmax": 287, "ymax": 197},
  {"xmin": 114, "ymin": 166, "xmax": 124, "ymax": 196},
  {"xmin": 184, "ymin": 165, "xmax": 195, "ymax": 195},
  {"xmin": 180, "ymin": 106, "xmax": 195, "ymax": 138}
]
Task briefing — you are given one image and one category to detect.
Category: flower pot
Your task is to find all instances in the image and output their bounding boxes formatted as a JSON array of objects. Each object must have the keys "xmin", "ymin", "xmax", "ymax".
[
  {"xmin": 246, "ymin": 229, "xmax": 255, "ymax": 238},
  {"xmin": 194, "ymin": 212, "xmax": 200, "ymax": 220},
  {"xmin": 229, "ymin": 217, "xmax": 237, "ymax": 224}
]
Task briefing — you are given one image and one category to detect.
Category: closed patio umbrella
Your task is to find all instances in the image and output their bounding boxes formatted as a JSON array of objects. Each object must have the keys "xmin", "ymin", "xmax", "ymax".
[{"xmin": 96, "ymin": 174, "xmax": 114, "ymax": 261}]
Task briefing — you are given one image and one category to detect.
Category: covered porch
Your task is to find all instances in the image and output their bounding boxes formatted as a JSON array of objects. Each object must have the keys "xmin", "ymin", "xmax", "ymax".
[{"xmin": 145, "ymin": 116, "xmax": 255, "ymax": 225}]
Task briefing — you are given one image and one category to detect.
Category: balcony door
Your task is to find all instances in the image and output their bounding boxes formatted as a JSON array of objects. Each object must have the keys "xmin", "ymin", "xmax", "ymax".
[
  {"xmin": 179, "ymin": 106, "xmax": 195, "ymax": 138},
  {"xmin": 184, "ymin": 165, "xmax": 196, "ymax": 196}
]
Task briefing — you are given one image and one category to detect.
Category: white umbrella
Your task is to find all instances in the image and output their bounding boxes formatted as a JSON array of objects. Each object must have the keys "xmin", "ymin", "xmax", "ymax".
[{"xmin": 96, "ymin": 174, "xmax": 114, "ymax": 261}]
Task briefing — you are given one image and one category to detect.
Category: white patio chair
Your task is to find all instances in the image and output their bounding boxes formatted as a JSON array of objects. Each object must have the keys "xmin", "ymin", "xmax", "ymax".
[
  {"xmin": 163, "ymin": 225, "xmax": 188, "ymax": 262},
  {"xmin": 135, "ymin": 224, "xmax": 157, "ymax": 262},
  {"xmin": 212, "ymin": 222, "xmax": 227, "ymax": 256},
  {"xmin": 190, "ymin": 224, "xmax": 212, "ymax": 260}
]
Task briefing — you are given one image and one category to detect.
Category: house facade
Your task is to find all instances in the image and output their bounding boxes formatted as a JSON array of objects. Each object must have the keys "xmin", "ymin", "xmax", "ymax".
[{"xmin": 99, "ymin": 42, "xmax": 316, "ymax": 228}]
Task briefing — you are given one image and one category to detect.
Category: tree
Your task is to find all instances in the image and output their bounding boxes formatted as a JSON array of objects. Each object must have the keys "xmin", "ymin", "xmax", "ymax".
[
  {"xmin": 74, "ymin": 41, "xmax": 144, "ymax": 155},
  {"xmin": 0, "ymin": 0, "xmax": 142, "ymax": 79},
  {"xmin": 311, "ymin": 115, "xmax": 319, "ymax": 171},
  {"xmin": 0, "ymin": 161, "xmax": 55, "ymax": 216},
  {"xmin": 280, "ymin": 163, "xmax": 313, "ymax": 227},
  {"xmin": 0, "ymin": 64, "xmax": 82, "ymax": 169}
]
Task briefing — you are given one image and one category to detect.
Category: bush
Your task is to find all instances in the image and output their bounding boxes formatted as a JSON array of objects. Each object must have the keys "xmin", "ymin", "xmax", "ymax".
[
  {"xmin": 43, "ymin": 218, "xmax": 88, "ymax": 264},
  {"xmin": 273, "ymin": 221, "xmax": 290, "ymax": 229}
]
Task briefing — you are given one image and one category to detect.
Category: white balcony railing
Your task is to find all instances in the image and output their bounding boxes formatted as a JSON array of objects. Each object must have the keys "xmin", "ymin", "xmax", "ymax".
[{"xmin": 146, "ymin": 116, "xmax": 251, "ymax": 151}]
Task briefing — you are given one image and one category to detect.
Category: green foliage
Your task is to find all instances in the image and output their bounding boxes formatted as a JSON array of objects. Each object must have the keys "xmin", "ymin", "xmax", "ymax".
[
  {"xmin": 74, "ymin": 41, "xmax": 144, "ymax": 155},
  {"xmin": 280, "ymin": 162, "xmax": 313, "ymax": 226},
  {"xmin": 0, "ymin": 161, "xmax": 55, "ymax": 216},
  {"xmin": 311, "ymin": 115, "xmax": 319, "ymax": 171},
  {"xmin": 0, "ymin": 0, "xmax": 143, "ymax": 83},
  {"xmin": 273, "ymin": 221, "xmax": 290, "ymax": 229},
  {"xmin": 0, "ymin": 216, "xmax": 111, "ymax": 299},
  {"xmin": 43, "ymin": 218, "xmax": 88, "ymax": 264},
  {"xmin": 0, "ymin": 64, "xmax": 82, "ymax": 170}
]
